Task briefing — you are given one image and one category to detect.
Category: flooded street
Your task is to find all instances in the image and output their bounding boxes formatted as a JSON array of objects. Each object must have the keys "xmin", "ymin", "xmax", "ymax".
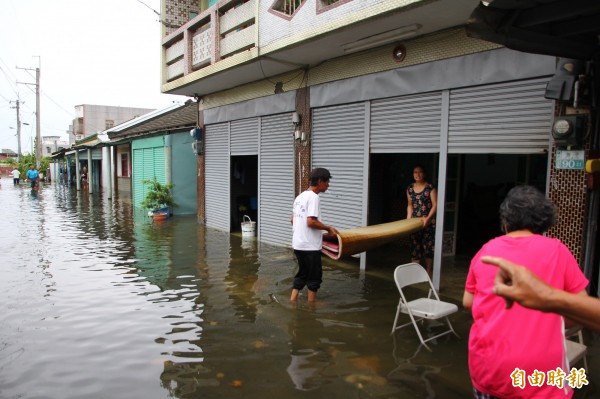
[{"xmin": 0, "ymin": 180, "xmax": 597, "ymax": 399}]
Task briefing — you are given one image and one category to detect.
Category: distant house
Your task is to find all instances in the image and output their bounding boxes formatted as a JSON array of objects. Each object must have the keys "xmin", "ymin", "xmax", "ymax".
[
  {"xmin": 69, "ymin": 104, "xmax": 156, "ymax": 144},
  {"xmin": 107, "ymin": 100, "xmax": 198, "ymax": 216},
  {"xmin": 0, "ymin": 148, "xmax": 18, "ymax": 159},
  {"xmin": 41, "ymin": 136, "xmax": 69, "ymax": 157}
]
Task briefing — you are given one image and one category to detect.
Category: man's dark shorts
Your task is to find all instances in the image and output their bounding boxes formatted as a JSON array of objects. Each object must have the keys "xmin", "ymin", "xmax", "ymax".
[
  {"xmin": 293, "ymin": 250, "xmax": 323, "ymax": 292},
  {"xmin": 30, "ymin": 178, "xmax": 38, "ymax": 188}
]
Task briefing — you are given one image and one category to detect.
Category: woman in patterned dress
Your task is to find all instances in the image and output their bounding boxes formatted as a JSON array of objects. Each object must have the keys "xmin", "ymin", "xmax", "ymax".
[{"xmin": 406, "ymin": 165, "xmax": 437, "ymax": 275}]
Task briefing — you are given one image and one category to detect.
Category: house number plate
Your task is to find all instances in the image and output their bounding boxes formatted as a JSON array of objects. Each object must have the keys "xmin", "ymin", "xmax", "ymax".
[{"xmin": 555, "ymin": 150, "xmax": 585, "ymax": 170}]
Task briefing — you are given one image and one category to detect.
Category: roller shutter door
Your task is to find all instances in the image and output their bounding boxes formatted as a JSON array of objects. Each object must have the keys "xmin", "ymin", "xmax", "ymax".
[
  {"xmin": 231, "ymin": 118, "xmax": 258, "ymax": 156},
  {"xmin": 205, "ymin": 123, "xmax": 230, "ymax": 231},
  {"xmin": 448, "ymin": 78, "xmax": 553, "ymax": 153},
  {"xmin": 132, "ymin": 147, "xmax": 166, "ymax": 209},
  {"xmin": 258, "ymin": 114, "xmax": 295, "ymax": 247},
  {"xmin": 370, "ymin": 92, "xmax": 443, "ymax": 153},
  {"xmin": 312, "ymin": 103, "xmax": 367, "ymax": 230}
]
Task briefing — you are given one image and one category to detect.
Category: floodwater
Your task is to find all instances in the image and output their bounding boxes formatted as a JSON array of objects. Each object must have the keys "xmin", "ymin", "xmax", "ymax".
[{"xmin": 0, "ymin": 180, "xmax": 597, "ymax": 399}]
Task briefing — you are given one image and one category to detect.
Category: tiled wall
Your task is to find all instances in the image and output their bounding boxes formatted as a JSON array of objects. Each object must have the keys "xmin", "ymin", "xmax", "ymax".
[
  {"xmin": 164, "ymin": 0, "xmax": 199, "ymax": 36},
  {"xmin": 259, "ymin": 0, "xmax": 421, "ymax": 47},
  {"xmin": 200, "ymin": 27, "xmax": 500, "ymax": 110}
]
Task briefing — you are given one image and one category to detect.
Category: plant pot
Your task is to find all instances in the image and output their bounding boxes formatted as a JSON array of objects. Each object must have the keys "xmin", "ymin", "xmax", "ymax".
[{"xmin": 153, "ymin": 212, "xmax": 168, "ymax": 222}]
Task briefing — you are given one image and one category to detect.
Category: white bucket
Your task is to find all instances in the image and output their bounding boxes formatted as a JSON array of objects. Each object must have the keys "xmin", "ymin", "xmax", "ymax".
[{"xmin": 241, "ymin": 215, "xmax": 256, "ymax": 237}]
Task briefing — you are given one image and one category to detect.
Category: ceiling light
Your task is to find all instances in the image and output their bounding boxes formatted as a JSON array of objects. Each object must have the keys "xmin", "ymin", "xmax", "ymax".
[{"xmin": 341, "ymin": 24, "xmax": 421, "ymax": 54}]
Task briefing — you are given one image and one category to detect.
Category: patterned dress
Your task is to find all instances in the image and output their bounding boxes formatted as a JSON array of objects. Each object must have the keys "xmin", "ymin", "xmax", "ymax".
[{"xmin": 407, "ymin": 182, "xmax": 436, "ymax": 259}]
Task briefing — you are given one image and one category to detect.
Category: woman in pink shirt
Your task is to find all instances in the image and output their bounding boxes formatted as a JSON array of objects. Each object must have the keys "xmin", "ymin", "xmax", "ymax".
[{"xmin": 463, "ymin": 185, "xmax": 588, "ymax": 399}]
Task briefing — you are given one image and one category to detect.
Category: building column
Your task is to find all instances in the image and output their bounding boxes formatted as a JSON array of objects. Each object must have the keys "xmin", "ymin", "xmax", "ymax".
[{"xmin": 87, "ymin": 148, "xmax": 93, "ymax": 194}]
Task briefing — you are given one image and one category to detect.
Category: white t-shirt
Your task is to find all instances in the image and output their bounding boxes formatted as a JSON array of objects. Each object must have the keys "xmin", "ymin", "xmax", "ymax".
[
  {"xmin": 11, "ymin": 169, "xmax": 20, "ymax": 178},
  {"xmin": 292, "ymin": 190, "xmax": 323, "ymax": 251}
]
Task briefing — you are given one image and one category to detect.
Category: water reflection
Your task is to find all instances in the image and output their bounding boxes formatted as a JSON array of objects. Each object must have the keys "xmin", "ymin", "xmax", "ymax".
[{"xmin": 0, "ymin": 183, "xmax": 595, "ymax": 399}]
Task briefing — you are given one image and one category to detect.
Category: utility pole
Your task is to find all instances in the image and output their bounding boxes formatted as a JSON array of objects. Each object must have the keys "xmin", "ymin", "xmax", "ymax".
[
  {"xmin": 35, "ymin": 65, "xmax": 41, "ymax": 166},
  {"xmin": 17, "ymin": 58, "xmax": 41, "ymax": 168},
  {"xmin": 9, "ymin": 95, "xmax": 23, "ymax": 162}
]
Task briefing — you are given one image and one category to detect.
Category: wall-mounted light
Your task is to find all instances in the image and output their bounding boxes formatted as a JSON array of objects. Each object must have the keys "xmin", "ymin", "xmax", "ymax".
[
  {"xmin": 392, "ymin": 44, "xmax": 407, "ymax": 62},
  {"xmin": 340, "ymin": 24, "xmax": 421, "ymax": 54},
  {"xmin": 274, "ymin": 82, "xmax": 284, "ymax": 94}
]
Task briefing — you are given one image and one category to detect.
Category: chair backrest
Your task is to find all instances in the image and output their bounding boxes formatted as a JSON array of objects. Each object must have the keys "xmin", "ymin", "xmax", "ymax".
[{"xmin": 394, "ymin": 263, "xmax": 431, "ymax": 289}]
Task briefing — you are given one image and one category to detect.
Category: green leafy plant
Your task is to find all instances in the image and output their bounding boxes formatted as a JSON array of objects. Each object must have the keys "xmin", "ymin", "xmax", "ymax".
[
  {"xmin": 16, "ymin": 153, "xmax": 50, "ymax": 177},
  {"xmin": 141, "ymin": 177, "xmax": 176, "ymax": 211}
]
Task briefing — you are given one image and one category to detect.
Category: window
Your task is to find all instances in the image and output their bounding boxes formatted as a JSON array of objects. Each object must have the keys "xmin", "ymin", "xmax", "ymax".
[
  {"xmin": 46, "ymin": 146, "xmax": 52, "ymax": 153},
  {"xmin": 271, "ymin": 0, "xmax": 304, "ymax": 16},
  {"xmin": 120, "ymin": 153, "xmax": 130, "ymax": 177},
  {"xmin": 317, "ymin": 0, "xmax": 346, "ymax": 13},
  {"xmin": 105, "ymin": 120, "xmax": 114, "ymax": 129}
]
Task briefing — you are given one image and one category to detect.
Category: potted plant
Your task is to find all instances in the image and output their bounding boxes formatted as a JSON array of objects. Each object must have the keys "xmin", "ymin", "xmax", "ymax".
[{"xmin": 141, "ymin": 177, "xmax": 176, "ymax": 220}]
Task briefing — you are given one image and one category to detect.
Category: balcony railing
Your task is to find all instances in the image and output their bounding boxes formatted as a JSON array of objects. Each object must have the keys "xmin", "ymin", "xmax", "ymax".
[
  {"xmin": 161, "ymin": 0, "xmax": 428, "ymax": 92},
  {"xmin": 162, "ymin": 0, "xmax": 256, "ymax": 83}
]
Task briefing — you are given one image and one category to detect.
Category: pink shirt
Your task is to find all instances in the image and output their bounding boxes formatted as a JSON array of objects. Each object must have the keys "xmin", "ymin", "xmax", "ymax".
[{"xmin": 465, "ymin": 234, "xmax": 588, "ymax": 399}]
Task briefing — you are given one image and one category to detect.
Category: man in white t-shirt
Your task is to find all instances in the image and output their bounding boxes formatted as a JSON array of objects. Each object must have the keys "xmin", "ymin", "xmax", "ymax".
[
  {"xmin": 290, "ymin": 168, "xmax": 338, "ymax": 302},
  {"xmin": 11, "ymin": 168, "xmax": 20, "ymax": 185}
]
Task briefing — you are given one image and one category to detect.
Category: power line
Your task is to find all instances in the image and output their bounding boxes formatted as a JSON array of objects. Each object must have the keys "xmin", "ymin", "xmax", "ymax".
[
  {"xmin": 0, "ymin": 91, "xmax": 10, "ymax": 103},
  {"xmin": 0, "ymin": 64, "xmax": 19, "ymax": 96},
  {"xmin": 41, "ymin": 90, "xmax": 74, "ymax": 117},
  {"xmin": 134, "ymin": 0, "xmax": 179, "ymax": 28}
]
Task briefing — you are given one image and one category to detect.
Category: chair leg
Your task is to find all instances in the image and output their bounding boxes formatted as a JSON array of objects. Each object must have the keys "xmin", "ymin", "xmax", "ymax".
[
  {"xmin": 391, "ymin": 304, "xmax": 401, "ymax": 334},
  {"xmin": 406, "ymin": 312, "xmax": 432, "ymax": 351},
  {"xmin": 445, "ymin": 317, "xmax": 460, "ymax": 338},
  {"xmin": 577, "ymin": 330, "xmax": 588, "ymax": 370}
]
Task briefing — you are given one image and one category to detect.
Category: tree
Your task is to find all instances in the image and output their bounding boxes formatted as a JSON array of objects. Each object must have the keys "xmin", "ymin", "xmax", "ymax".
[{"xmin": 17, "ymin": 154, "xmax": 50, "ymax": 177}]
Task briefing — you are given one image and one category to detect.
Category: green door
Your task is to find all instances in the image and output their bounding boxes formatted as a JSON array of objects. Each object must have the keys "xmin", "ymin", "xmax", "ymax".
[{"xmin": 133, "ymin": 139, "xmax": 166, "ymax": 209}]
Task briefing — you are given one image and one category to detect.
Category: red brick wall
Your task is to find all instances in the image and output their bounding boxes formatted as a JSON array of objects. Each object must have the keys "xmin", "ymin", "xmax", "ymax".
[
  {"xmin": 547, "ymin": 107, "xmax": 591, "ymax": 263},
  {"xmin": 295, "ymin": 87, "xmax": 311, "ymax": 196},
  {"xmin": 547, "ymin": 151, "xmax": 588, "ymax": 262}
]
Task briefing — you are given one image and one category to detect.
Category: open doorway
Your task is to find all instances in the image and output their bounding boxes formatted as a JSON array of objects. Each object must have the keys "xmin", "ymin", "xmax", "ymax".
[
  {"xmin": 453, "ymin": 154, "xmax": 547, "ymax": 257},
  {"xmin": 367, "ymin": 153, "xmax": 548, "ymax": 266},
  {"xmin": 368, "ymin": 153, "xmax": 437, "ymax": 225},
  {"xmin": 231, "ymin": 155, "xmax": 258, "ymax": 231}
]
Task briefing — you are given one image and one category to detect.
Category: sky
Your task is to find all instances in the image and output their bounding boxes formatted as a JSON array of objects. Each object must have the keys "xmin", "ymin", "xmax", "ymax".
[{"xmin": 0, "ymin": 0, "xmax": 184, "ymax": 154}]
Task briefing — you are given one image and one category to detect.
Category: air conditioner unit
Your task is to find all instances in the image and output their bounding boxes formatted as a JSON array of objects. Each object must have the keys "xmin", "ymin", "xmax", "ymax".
[{"xmin": 192, "ymin": 140, "xmax": 203, "ymax": 155}]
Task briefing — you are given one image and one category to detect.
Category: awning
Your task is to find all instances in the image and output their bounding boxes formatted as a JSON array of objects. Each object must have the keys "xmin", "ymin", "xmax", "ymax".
[{"xmin": 466, "ymin": 0, "xmax": 600, "ymax": 60}]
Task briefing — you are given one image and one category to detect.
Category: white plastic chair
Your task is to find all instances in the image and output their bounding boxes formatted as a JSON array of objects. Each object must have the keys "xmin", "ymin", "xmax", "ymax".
[
  {"xmin": 565, "ymin": 325, "xmax": 588, "ymax": 370},
  {"xmin": 391, "ymin": 263, "xmax": 459, "ymax": 350}
]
